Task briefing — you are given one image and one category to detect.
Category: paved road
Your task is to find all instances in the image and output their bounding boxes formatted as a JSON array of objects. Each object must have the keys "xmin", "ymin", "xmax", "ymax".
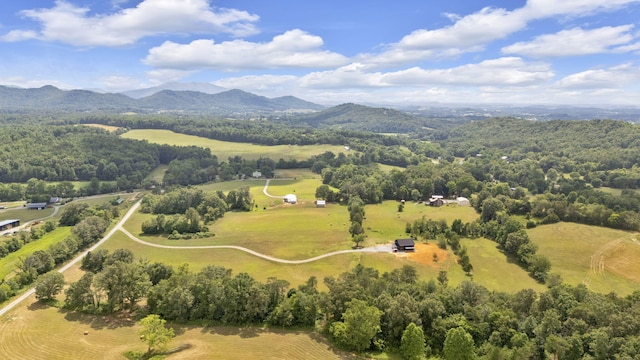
[{"xmin": 0, "ymin": 197, "xmax": 142, "ymax": 318}]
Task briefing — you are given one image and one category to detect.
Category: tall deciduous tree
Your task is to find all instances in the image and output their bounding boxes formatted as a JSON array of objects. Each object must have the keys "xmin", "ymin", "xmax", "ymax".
[
  {"xmin": 400, "ymin": 322, "xmax": 426, "ymax": 360},
  {"xmin": 443, "ymin": 326, "xmax": 475, "ymax": 360},
  {"xmin": 138, "ymin": 314, "xmax": 175, "ymax": 355},
  {"xmin": 331, "ymin": 299, "xmax": 382, "ymax": 352},
  {"xmin": 35, "ymin": 272, "xmax": 65, "ymax": 301}
]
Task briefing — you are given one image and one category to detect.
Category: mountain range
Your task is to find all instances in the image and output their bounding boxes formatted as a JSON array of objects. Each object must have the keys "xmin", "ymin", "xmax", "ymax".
[{"xmin": 0, "ymin": 84, "xmax": 324, "ymax": 114}]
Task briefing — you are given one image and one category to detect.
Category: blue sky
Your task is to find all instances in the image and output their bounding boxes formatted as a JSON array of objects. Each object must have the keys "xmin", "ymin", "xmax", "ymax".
[{"xmin": 1, "ymin": 0, "xmax": 640, "ymax": 106}]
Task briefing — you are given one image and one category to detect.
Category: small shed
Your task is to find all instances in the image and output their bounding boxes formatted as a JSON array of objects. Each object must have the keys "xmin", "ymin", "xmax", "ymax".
[
  {"xmin": 393, "ymin": 238, "xmax": 415, "ymax": 252},
  {"xmin": 0, "ymin": 219, "xmax": 20, "ymax": 231},
  {"xmin": 49, "ymin": 197, "xmax": 61, "ymax": 204},
  {"xmin": 284, "ymin": 194, "xmax": 298, "ymax": 204},
  {"xmin": 456, "ymin": 197, "xmax": 470, "ymax": 206},
  {"xmin": 316, "ymin": 200, "xmax": 326, "ymax": 207},
  {"xmin": 26, "ymin": 202, "xmax": 47, "ymax": 210},
  {"xmin": 252, "ymin": 171, "xmax": 262, "ymax": 178}
]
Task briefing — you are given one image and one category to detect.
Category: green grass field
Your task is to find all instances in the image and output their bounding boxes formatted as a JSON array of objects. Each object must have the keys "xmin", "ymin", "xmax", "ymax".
[
  {"xmin": 364, "ymin": 201, "xmax": 479, "ymax": 245},
  {"xmin": 457, "ymin": 238, "xmax": 546, "ymax": 292},
  {"xmin": 0, "ymin": 227, "xmax": 72, "ymax": 280},
  {"xmin": 144, "ymin": 165, "xmax": 168, "ymax": 183},
  {"xmin": 121, "ymin": 129, "xmax": 349, "ymax": 161},
  {"xmin": 528, "ymin": 222, "xmax": 640, "ymax": 295}
]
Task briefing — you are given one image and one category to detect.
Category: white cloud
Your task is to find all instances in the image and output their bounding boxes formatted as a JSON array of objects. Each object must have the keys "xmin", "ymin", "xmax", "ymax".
[
  {"xmin": 300, "ymin": 58, "xmax": 553, "ymax": 89},
  {"xmin": 0, "ymin": 76, "xmax": 74, "ymax": 89},
  {"xmin": 0, "ymin": 29, "xmax": 39, "ymax": 42},
  {"xmin": 212, "ymin": 75, "xmax": 298, "ymax": 94},
  {"xmin": 143, "ymin": 29, "xmax": 349, "ymax": 71},
  {"xmin": 357, "ymin": 0, "xmax": 640, "ymax": 68},
  {"xmin": 397, "ymin": 7, "xmax": 527, "ymax": 50},
  {"xmin": 522, "ymin": 0, "xmax": 640, "ymax": 18},
  {"xmin": 100, "ymin": 75, "xmax": 145, "ymax": 92},
  {"xmin": 146, "ymin": 68, "xmax": 196, "ymax": 84},
  {"xmin": 1, "ymin": 0, "xmax": 259, "ymax": 46},
  {"xmin": 554, "ymin": 63, "xmax": 640, "ymax": 89},
  {"xmin": 502, "ymin": 25, "xmax": 636, "ymax": 57}
]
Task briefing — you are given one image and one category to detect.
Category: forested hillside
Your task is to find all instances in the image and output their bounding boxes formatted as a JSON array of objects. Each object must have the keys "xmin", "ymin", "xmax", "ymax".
[{"xmin": 0, "ymin": 125, "xmax": 210, "ymax": 183}]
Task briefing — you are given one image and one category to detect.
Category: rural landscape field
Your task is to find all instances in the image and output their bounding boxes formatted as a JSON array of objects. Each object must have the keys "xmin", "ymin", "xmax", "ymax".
[{"xmin": 3, "ymin": 1, "xmax": 640, "ymax": 359}]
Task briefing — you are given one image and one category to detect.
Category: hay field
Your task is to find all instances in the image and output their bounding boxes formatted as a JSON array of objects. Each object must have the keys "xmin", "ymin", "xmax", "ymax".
[
  {"xmin": 529, "ymin": 223, "xmax": 640, "ymax": 295},
  {"xmin": 121, "ymin": 129, "xmax": 348, "ymax": 161},
  {"xmin": 0, "ymin": 296, "xmax": 352, "ymax": 360}
]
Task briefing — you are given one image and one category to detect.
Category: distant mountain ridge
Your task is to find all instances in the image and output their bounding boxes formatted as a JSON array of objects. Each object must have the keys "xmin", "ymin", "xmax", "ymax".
[
  {"xmin": 0, "ymin": 85, "xmax": 324, "ymax": 114},
  {"xmin": 120, "ymin": 82, "xmax": 227, "ymax": 99}
]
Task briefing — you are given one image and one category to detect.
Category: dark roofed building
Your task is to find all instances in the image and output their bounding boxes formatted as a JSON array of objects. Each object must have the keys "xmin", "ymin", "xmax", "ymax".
[
  {"xmin": 0, "ymin": 219, "xmax": 20, "ymax": 231},
  {"xmin": 26, "ymin": 202, "xmax": 47, "ymax": 210},
  {"xmin": 393, "ymin": 238, "xmax": 415, "ymax": 252}
]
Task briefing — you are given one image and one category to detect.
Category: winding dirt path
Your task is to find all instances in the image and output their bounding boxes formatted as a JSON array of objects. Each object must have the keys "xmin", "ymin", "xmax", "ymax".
[
  {"xmin": 263, "ymin": 179, "xmax": 285, "ymax": 199},
  {"xmin": 116, "ymin": 207, "xmax": 392, "ymax": 264}
]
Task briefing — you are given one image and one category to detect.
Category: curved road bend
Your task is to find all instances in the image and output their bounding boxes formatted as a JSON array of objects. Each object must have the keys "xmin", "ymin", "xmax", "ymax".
[{"xmin": 262, "ymin": 179, "xmax": 285, "ymax": 199}]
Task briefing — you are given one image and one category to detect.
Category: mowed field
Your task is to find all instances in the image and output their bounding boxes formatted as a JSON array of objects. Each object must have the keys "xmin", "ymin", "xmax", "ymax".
[
  {"xmin": 0, "ymin": 227, "xmax": 72, "ymax": 279},
  {"xmin": 121, "ymin": 129, "xmax": 349, "ymax": 161},
  {"xmin": 0, "ymin": 295, "xmax": 354, "ymax": 360},
  {"xmin": 529, "ymin": 222, "xmax": 640, "ymax": 295}
]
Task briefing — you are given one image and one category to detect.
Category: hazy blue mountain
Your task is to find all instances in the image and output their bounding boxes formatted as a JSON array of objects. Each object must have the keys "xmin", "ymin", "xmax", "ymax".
[
  {"xmin": 121, "ymin": 82, "xmax": 227, "ymax": 99},
  {"xmin": 0, "ymin": 85, "xmax": 323, "ymax": 114}
]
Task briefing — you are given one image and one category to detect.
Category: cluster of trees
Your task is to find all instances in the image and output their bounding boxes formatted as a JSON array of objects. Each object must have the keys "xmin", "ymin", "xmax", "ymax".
[
  {"xmin": 62, "ymin": 259, "xmax": 640, "ymax": 359},
  {"xmin": 140, "ymin": 187, "xmax": 252, "ymax": 235}
]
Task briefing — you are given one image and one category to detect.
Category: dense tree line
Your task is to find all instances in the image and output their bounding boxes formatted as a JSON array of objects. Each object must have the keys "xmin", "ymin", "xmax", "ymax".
[{"xmin": 63, "ymin": 256, "xmax": 640, "ymax": 359}]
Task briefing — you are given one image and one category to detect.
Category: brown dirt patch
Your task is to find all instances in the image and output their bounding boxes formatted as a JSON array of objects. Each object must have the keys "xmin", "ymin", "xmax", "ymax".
[{"xmin": 400, "ymin": 242, "xmax": 449, "ymax": 266}]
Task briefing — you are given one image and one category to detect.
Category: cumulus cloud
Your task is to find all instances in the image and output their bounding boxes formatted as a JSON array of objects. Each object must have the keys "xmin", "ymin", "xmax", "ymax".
[
  {"xmin": 1, "ymin": 0, "xmax": 259, "ymax": 46},
  {"xmin": 554, "ymin": 63, "xmax": 640, "ymax": 89},
  {"xmin": 502, "ymin": 25, "xmax": 636, "ymax": 57},
  {"xmin": 143, "ymin": 29, "xmax": 349, "ymax": 71},
  {"xmin": 300, "ymin": 58, "xmax": 553, "ymax": 89},
  {"xmin": 522, "ymin": 0, "xmax": 640, "ymax": 18},
  {"xmin": 358, "ymin": 0, "xmax": 640, "ymax": 68}
]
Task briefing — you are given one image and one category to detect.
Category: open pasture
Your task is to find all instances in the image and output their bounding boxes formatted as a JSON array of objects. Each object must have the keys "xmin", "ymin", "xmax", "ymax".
[
  {"xmin": 0, "ymin": 227, "xmax": 71, "ymax": 280},
  {"xmin": 458, "ymin": 238, "xmax": 546, "ymax": 292},
  {"xmin": 364, "ymin": 201, "xmax": 479, "ymax": 244},
  {"xmin": 529, "ymin": 223, "xmax": 640, "ymax": 295},
  {"xmin": 0, "ymin": 296, "xmax": 351, "ymax": 360},
  {"xmin": 144, "ymin": 165, "xmax": 168, "ymax": 183},
  {"xmin": 121, "ymin": 129, "xmax": 349, "ymax": 161},
  {"xmin": 103, "ymin": 231, "xmax": 409, "ymax": 289}
]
